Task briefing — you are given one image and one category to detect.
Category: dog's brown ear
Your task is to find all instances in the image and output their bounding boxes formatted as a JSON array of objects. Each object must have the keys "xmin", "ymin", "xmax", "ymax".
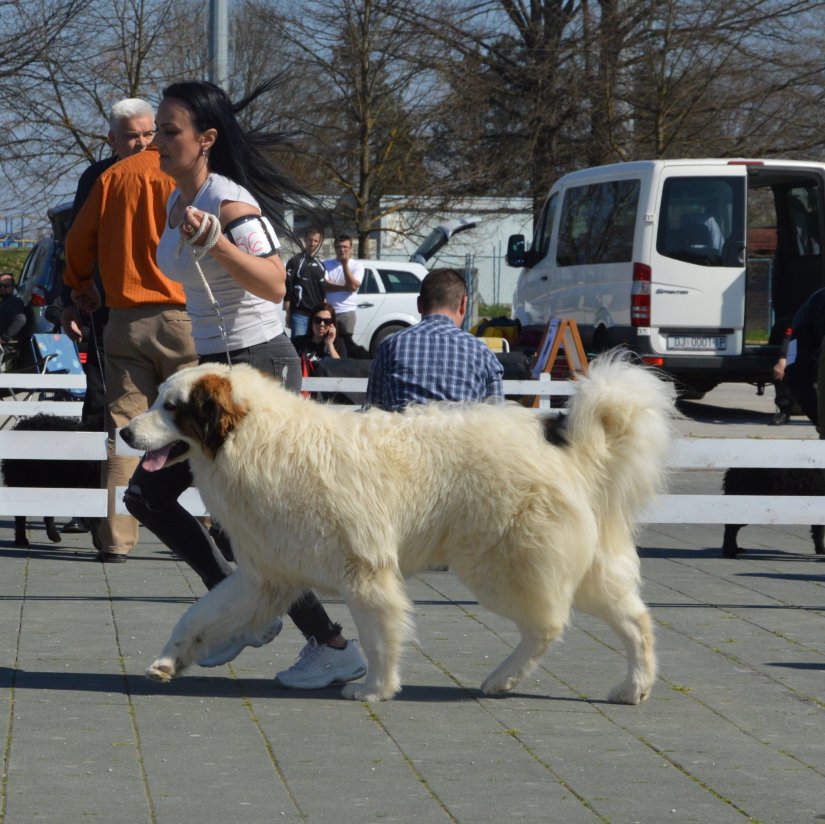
[{"xmin": 178, "ymin": 374, "xmax": 247, "ymax": 459}]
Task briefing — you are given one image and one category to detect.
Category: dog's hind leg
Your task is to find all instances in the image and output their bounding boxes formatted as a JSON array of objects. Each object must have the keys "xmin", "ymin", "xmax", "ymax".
[
  {"xmin": 340, "ymin": 566, "xmax": 413, "ymax": 702},
  {"xmin": 811, "ymin": 525, "xmax": 825, "ymax": 555},
  {"xmin": 481, "ymin": 626, "xmax": 560, "ymax": 696},
  {"xmin": 147, "ymin": 570, "xmax": 292, "ymax": 683},
  {"xmin": 13, "ymin": 516, "xmax": 29, "ymax": 548},
  {"xmin": 575, "ymin": 577, "xmax": 656, "ymax": 705},
  {"xmin": 45, "ymin": 517, "xmax": 61, "ymax": 543}
]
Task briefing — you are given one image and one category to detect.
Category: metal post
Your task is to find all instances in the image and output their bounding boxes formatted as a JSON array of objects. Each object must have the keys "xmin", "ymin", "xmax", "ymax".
[{"xmin": 208, "ymin": 0, "xmax": 229, "ymax": 89}]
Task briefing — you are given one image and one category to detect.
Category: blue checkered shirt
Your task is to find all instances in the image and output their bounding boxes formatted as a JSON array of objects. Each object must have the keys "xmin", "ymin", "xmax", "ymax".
[{"xmin": 364, "ymin": 314, "xmax": 505, "ymax": 411}]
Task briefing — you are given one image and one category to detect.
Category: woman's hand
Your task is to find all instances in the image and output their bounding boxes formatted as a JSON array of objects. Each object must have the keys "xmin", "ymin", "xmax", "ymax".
[{"xmin": 323, "ymin": 323, "xmax": 340, "ymax": 358}]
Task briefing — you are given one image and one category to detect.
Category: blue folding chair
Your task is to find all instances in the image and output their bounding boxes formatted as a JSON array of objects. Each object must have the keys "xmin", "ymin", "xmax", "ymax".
[{"xmin": 31, "ymin": 333, "xmax": 86, "ymax": 399}]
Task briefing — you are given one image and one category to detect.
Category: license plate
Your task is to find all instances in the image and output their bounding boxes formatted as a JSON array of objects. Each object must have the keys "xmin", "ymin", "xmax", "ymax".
[{"xmin": 667, "ymin": 335, "xmax": 727, "ymax": 352}]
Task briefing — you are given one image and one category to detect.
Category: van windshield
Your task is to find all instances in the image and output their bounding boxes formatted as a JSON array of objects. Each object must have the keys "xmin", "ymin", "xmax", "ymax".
[{"xmin": 657, "ymin": 177, "xmax": 745, "ymax": 267}]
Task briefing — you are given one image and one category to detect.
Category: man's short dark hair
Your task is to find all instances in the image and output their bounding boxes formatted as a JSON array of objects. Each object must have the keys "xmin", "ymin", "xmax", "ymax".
[
  {"xmin": 0, "ymin": 272, "xmax": 15, "ymax": 285},
  {"xmin": 334, "ymin": 234, "xmax": 352, "ymax": 245},
  {"xmin": 419, "ymin": 268, "xmax": 467, "ymax": 314}
]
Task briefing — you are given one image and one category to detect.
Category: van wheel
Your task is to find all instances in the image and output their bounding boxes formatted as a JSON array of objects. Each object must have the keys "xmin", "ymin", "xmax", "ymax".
[
  {"xmin": 591, "ymin": 328, "xmax": 609, "ymax": 353},
  {"xmin": 370, "ymin": 324, "xmax": 407, "ymax": 356}
]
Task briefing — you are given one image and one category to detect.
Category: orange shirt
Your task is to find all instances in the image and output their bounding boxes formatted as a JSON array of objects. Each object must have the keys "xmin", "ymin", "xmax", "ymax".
[{"xmin": 64, "ymin": 147, "xmax": 187, "ymax": 308}]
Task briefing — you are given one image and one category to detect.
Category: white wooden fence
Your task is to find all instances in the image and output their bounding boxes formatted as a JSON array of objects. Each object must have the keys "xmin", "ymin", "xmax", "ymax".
[{"xmin": 3, "ymin": 372, "xmax": 825, "ymax": 527}]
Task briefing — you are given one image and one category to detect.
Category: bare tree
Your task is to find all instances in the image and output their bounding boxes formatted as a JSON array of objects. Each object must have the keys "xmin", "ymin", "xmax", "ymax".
[
  {"xmin": 0, "ymin": 0, "xmax": 205, "ymax": 224},
  {"xmin": 628, "ymin": 0, "xmax": 825, "ymax": 159},
  {"xmin": 0, "ymin": 0, "xmax": 90, "ymax": 79},
  {"xmin": 413, "ymin": 0, "xmax": 825, "ymax": 216},
  {"xmin": 248, "ymin": 0, "xmax": 447, "ymax": 257}
]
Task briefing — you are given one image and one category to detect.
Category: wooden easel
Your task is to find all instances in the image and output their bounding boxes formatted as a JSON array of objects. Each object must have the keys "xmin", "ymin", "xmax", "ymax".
[{"xmin": 530, "ymin": 318, "xmax": 588, "ymax": 407}]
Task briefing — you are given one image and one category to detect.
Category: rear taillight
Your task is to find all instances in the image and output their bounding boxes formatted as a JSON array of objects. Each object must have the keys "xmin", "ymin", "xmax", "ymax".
[
  {"xmin": 31, "ymin": 285, "xmax": 48, "ymax": 307},
  {"xmin": 631, "ymin": 262, "xmax": 651, "ymax": 327}
]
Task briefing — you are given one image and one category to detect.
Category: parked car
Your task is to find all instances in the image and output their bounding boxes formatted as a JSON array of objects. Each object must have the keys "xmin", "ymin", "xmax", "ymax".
[
  {"xmin": 15, "ymin": 202, "xmax": 73, "ymax": 366},
  {"xmin": 350, "ymin": 260, "xmax": 428, "ymax": 354}
]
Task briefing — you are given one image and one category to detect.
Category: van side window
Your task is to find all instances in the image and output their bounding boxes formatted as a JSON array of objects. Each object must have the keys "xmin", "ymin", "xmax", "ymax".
[
  {"xmin": 531, "ymin": 193, "xmax": 557, "ymax": 262},
  {"xmin": 657, "ymin": 177, "xmax": 745, "ymax": 267},
  {"xmin": 556, "ymin": 180, "xmax": 640, "ymax": 266},
  {"xmin": 786, "ymin": 187, "xmax": 822, "ymax": 257}
]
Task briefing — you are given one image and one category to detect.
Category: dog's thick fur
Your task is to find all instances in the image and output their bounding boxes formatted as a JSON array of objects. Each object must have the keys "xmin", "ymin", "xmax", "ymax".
[
  {"xmin": 722, "ymin": 468, "xmax": 825, "ymax": 557},
  {"xmin": 0, "ymin": 413, "xmax": 102, "ymax": 548},
  {"xmin": 121, "ymin": 352, "xmax": 676, "ymax": 703}
]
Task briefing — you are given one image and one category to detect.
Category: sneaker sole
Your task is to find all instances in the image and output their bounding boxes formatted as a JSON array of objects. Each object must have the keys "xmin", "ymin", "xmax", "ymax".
[{"xmin": 275, "ymin": 665, "xmax": 367, "ymax": 690}]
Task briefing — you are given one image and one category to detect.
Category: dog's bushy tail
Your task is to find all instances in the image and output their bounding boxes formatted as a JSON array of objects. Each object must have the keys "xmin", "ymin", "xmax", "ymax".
[{"xmin": 565, "ymin": 350, "xmax": 676, "ymax": 545}]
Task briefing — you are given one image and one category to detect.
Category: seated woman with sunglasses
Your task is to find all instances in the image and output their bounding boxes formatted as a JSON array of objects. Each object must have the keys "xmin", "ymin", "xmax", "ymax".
[{"xmin": 292, "ymin": 302, "xmax": 347, "ymax": 369}]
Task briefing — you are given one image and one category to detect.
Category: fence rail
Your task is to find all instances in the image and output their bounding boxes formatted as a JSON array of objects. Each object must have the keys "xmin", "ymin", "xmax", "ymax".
[{"xmin": 3, "ymin": 372, "xmax": 825, "ymax": 528}]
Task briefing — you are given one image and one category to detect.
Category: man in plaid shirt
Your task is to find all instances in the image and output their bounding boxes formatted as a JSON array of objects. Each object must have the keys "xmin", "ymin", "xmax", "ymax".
[{"xmin": 365, "ymin": 267, "xmax": 504, "ymax": 411}]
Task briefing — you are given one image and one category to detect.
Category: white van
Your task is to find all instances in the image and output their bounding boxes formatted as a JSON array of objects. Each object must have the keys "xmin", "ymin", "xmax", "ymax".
[{"xmin": 507, "ymin": 159, "xmax": 825, "ymax": 395}]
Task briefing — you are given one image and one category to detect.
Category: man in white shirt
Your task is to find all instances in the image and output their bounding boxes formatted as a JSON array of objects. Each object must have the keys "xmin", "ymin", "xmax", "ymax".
[{"xmin": 323, "ymin": 234, "xmax": 364, "ymax": 349}]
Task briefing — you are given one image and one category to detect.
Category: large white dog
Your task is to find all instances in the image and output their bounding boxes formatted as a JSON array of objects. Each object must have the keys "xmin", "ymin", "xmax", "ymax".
[{"xmin": 121, "ymin": 352, "xmax": 675, "ymax": 703}]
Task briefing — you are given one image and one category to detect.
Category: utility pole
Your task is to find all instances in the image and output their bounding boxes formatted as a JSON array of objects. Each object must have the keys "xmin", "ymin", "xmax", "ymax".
[{"xmin": 208, "ymin": 0, "xmax": 229, "ymax": 89}]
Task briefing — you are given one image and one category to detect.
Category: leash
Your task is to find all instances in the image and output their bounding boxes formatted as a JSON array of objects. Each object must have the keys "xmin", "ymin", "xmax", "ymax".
[
  {"xmin": 176, "ymin": 210, "xmax": 233, "ymax": 365},
  {"xmin": 88, "ymin": 312, "xmax": 106, "ymax": 395}
]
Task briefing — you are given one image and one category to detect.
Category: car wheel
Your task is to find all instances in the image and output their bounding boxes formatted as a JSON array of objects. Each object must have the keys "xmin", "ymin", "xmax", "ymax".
[{"xmin": 370, "ymin": 323, "xmax": 408, "ymax": 356}]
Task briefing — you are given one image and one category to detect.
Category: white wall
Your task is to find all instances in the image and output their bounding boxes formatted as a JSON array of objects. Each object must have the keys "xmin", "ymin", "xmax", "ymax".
[{"xmin": 376, "ymin": 197, "xmax": 533, "ymax": 308}]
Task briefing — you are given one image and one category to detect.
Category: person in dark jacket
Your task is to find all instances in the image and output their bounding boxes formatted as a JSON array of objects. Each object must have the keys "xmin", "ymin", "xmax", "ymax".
[{"xmin": 783, "ymin": 286, "xmax": 825, "ymax": 432}]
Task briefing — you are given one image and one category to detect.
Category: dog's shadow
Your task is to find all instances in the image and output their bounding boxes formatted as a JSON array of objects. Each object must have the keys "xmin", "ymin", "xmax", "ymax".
[{"xmin": 0, "ymin": 666, "xmax": 585, "ymax": 704}]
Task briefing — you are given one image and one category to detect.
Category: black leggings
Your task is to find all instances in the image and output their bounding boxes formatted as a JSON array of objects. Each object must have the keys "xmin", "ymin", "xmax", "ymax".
[{"xmin": 124, "ymin": 335, "xmax": 342, "ymax": 644}]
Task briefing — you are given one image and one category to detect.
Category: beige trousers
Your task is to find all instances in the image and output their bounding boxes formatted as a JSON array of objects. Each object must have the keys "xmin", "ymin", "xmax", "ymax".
[{"xmin": 96, "ymin": 306, "xmax": 197, "ymax": 554}]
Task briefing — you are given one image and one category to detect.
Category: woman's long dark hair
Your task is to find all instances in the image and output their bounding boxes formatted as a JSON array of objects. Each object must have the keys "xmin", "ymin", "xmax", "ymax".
[{"xmin": 162, "ymin": 78, "xmax": 325, "ymax": 245}]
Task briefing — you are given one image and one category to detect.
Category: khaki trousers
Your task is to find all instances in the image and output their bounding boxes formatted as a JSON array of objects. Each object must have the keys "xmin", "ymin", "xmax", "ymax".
[{"xmin": 96, "ymin": 306, "xmax": 197, "ymax": 554}]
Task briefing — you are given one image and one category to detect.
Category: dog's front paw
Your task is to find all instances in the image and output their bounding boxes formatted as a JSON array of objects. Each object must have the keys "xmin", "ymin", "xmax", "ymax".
[
  {"xmin": 146, "ymin": 656, "xmax": 180, "ymax": 683},
  {"xmin": 481, "ymin": 673, "xmax": 518, "ymax": 696},
  {"xmin": 608, "ymin": 680, "xmax": 648, "ymax": 705}
]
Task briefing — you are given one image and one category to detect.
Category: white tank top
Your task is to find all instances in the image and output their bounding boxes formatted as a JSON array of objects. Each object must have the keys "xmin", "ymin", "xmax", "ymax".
[{"xmin": 156, "ymin": 173, "xmax": 284, "ymax": 355}]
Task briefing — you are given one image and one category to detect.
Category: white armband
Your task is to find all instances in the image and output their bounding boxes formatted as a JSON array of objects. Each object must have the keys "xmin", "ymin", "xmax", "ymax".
[{"xmin": 223, "ymin": 214, "xmax": 280, "ymax": 257}]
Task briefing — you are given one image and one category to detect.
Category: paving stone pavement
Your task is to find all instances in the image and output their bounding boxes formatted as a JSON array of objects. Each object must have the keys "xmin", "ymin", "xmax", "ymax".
[{"xmin": 1, "ymin": 384, "xmax": 824, "ymax": 823}]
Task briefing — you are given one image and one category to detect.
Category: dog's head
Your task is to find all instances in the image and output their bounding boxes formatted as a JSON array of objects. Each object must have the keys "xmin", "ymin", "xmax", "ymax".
[{"xmin": 120, "ymin": 364, "xmax": 248, "ymax": 471}]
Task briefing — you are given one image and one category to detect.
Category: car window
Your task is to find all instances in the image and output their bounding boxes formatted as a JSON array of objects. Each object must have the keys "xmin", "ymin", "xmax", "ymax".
[
  {"xmin": 786, "ymin": 186, "xmax": 822, "ymax": 258},
  {"xmin": 532, "ymin": 193, "xmax": 557, "ymax": 261},
  {"xmin": 18, "ymin": 242, "xmax": 48, "ymax": 291},
  {"xmin": 656, "ymin": 176, "xmax": 745, "ymax": 267},
  {"xmin": 359, "ymin": 269, "xmax": 381, "ymax": 294},
  {"xmin": 557, "ymin": 179, "xmax": 640, "ymax": 266},
  {"xmin": 377, "ymin": 269, "xmax": 422, "ymax": 293}
]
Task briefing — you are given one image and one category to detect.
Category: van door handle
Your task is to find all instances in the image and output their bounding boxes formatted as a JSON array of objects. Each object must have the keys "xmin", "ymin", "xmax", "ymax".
[{"xmin": 357, "ymin": 301, "xmax": 375, "ymax": 308}]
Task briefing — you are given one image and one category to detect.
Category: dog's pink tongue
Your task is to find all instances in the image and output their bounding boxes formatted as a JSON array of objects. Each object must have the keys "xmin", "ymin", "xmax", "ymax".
[{"xmin": 142, "ymin": 444, "xmax": 173, "ymax": 473}]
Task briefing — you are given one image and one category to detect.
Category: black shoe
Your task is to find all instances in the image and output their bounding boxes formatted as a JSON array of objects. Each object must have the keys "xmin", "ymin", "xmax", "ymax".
[
  {"xmin": 771, "ymin": 410, "xmax": 790, "ymax": 426},
  {"xmin": 97, "ymin": 551, "xmax": 128, "ymax": 564},
  {"xmin": 62, "ymin": 518, "xmax": 89, "ymax": 534}
]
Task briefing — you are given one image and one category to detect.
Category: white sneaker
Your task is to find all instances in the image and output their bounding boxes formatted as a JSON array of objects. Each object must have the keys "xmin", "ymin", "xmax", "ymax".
[
  {"xmin": 197, "ymin": 617, "xmax": 284, "ymax": 668},
  {"xmin": 275, "ymin": 638, "xmax": 367, "ymax": 689}
]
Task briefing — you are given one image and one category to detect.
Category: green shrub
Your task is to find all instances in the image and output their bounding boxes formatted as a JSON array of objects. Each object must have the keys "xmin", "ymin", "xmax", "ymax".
[
  {"xmin": 0, "ymin": 249, "xmax": 29, "ymax": 277},
  {"xmin": 477, "ymin": 302, "xmax": 512, "ymax": 320}
]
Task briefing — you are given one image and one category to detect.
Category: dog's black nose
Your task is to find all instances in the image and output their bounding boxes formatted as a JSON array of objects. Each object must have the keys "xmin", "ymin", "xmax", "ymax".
[{"xmin": 119, "ymin": 426, "xmax": 136, "ymax": 447}]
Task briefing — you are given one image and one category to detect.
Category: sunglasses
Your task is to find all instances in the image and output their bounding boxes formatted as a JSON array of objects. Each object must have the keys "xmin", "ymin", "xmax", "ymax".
[{"xmin": 312, "ymin": 317, "xmax": 334, "ymax": 326}]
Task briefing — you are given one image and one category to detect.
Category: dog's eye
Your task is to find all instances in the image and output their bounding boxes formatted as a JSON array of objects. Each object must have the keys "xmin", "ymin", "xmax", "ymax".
[{"xmin": 163, "ymin": 401, "xmax": 177, "ymax": 411}]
